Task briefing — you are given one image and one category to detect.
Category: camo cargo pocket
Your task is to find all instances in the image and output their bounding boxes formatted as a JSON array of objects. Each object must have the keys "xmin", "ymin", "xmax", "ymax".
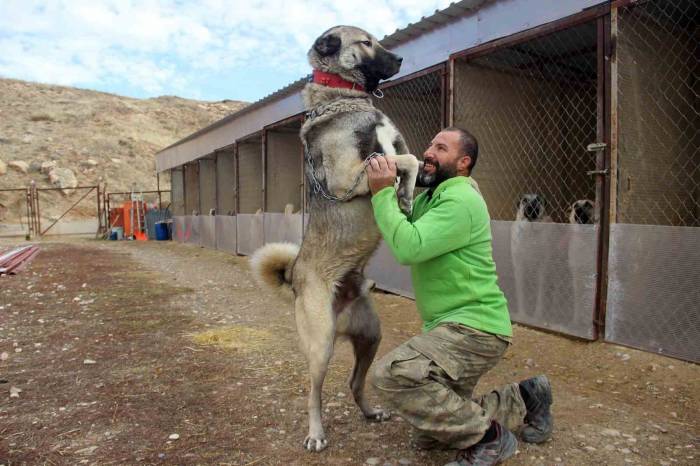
[{"xmin": 387, "ymin": 345, "xmax": 432, "ymax": 385}]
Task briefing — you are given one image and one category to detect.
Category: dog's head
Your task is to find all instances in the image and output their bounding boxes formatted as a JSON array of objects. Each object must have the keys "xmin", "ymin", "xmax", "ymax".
[
  {"xmin": 569, "ymin": 199, "xmax": 595, "ymax": 224},
  {"xmin": 517, "ymin": 194, "xmax": 547, "ymax": 222},
  {"xmin": 308, "ymin": 25, "xmax": 403, "ymax": 92}
]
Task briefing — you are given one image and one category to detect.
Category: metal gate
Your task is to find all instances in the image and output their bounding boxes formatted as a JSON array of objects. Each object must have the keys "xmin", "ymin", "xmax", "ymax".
[
  {"xmin": 605, "ymin": 0, "xmax": 699, "ymax": 361},
  {"xmin": 452, "ymin": 19, "xmax": 602, "ymax": 339}
]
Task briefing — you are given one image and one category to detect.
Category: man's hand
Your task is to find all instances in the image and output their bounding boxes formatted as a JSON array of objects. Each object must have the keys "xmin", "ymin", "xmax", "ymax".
[{"xmin": 366, "ymin": 156, "xmax": 397, "ymax": 195}]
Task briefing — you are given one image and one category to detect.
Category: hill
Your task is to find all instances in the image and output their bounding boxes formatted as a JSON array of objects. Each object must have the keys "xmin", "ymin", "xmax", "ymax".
[{"xmin": 0, "ymin": 78, "xmax": 246, "ymax": 226}]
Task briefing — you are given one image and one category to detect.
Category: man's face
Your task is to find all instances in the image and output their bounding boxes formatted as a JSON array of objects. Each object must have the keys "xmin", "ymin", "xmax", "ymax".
[{"xmin": 418, "ymin": 130, "xmax": 467, "ymax": 188}]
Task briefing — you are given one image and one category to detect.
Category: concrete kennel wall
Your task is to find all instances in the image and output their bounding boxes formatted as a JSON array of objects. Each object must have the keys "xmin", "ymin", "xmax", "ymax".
[
  {"xmin": 171, "ymin": 167, "xmax": 185, "ymax": 216},
  {"xmin": 184, "ymin": 163, "xmax": 200, "ymax": 215},
  {"xmin": 237, "ymin": 140, "xmax": 263, "ymax": 214},
  {"xmin": 199, "ymin": 158, "xmax": 217, "ymax": 215},
  {"xmin": 216, "ymin": 150, "xmax": 236, "ymax": 215},
  {"xmin": 265, "ymin": 128, "xmax": 302, "ymax": 213}
]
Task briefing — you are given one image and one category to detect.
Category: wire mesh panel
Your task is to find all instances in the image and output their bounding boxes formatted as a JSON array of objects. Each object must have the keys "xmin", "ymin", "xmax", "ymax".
[
  {"xmin": 266, "ymin": 126, "xmax": 302, "ymax": 213},
  {"xmin": 453, "ymin": 21, "xmax": 600, "ymax": 338},
  {"xmin": 184, "ymin": 162, "xmax": 200, "ymax": 216},
  {"xmin": 170, "ymin": 168, "xmax": 185, "ymax": 216},
  {"xmin": 616, "ymin": 0, "xmax": 699, "ymax": 226},
  {"xmin": 199, "ymin": 158, "xmax": 216, "ymax": 215},
  {"xmin": 606, "ymin": 0, "xmax": 699, "ymax": 361},
  {"xmin": 237, "ymin": 140, "xmax": 263, "ymax": 214},
  {"xmin": 216, "ymin": 150, "xmax": 236, "ymax": 215},
  {"xmin": 454, "ymin": 23, "xmax": 598, "ymax": 222},
  {"xmin": 374, "ymin": 67, "xmax": 444, "ymax": 158}
]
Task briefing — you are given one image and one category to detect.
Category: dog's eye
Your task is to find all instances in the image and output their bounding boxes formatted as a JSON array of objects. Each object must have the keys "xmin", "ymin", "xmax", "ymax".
[{"xmin": 361, "ymin": 40, "xmax": 371, "ymax": 46}]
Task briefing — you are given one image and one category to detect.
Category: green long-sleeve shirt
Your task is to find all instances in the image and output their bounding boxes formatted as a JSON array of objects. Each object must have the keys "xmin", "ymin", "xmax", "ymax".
[{"xmin": 371, "ymin": 176, "xmax": 512, "ymax": 336}]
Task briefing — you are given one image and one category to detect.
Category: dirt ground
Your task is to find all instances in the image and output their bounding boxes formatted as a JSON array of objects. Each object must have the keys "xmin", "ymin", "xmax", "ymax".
[{"xmin": 0, "ymin": 240, "xmax": 697, "ymax": 466}]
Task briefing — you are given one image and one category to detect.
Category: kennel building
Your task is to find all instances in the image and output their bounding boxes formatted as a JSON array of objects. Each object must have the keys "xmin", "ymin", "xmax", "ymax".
[{"xmin": 156, "ymin": 0, "xmax": 699, "ymax": 362}]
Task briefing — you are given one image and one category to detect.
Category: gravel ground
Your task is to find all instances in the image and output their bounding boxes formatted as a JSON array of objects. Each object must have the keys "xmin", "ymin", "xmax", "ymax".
[{"xmin": 0, "ymin": 239, "xmax": 697, "ymax": 465}]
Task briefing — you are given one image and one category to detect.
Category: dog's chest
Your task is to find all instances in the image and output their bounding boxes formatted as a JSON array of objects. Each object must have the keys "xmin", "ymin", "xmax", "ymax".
[{"xmin": 375, "ymin": 118, "xmax": 400, "ymax": 156}]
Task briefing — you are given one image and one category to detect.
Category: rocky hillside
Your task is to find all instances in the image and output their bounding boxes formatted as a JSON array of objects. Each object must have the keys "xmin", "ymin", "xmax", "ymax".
[{"xmin": 0, "ymin": 78, "xmax": 246, "ymax": 224}]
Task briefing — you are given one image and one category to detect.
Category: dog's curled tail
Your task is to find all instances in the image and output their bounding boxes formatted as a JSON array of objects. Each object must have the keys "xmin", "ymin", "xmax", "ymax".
[{"xmin": 250, "ymin": 242, "xmax": 299, "ymax": 301}]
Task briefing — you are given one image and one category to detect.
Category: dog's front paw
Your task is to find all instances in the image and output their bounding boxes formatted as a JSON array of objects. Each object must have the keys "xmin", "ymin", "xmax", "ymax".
[
  {"xmin": 364, "ymin": 408, "xmax": 391, "ymax": 422},
  {"xmin": 304, "ymin": 434, "xmax": 329, "ymax": 452}
]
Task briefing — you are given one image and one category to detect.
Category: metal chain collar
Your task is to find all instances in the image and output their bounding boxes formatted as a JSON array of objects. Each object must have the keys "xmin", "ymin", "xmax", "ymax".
[{"xmin": 304, "ymin": 147, "xmax": 383, "ymax": 202}]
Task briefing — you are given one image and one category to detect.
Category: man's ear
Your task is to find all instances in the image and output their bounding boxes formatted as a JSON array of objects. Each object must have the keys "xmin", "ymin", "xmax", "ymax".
[
  {"xmin": 314, "ymin": 33, "xmax": 341, "ymax": 56},
  {"xmin": 458, "ymin": 155, "xmax": 471, "ymax": 173}
]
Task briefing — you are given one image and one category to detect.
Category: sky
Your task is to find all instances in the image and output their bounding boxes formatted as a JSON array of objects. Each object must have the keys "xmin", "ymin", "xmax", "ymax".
[{"xmin": 0, "ymin": 0, "xmax": 455, "ymax": 103}]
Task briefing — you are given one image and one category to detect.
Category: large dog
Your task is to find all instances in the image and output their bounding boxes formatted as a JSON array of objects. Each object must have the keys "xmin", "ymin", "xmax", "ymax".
[{"xmin": 251, "ymin": 26, "xmax": 420, "ymax": 452}]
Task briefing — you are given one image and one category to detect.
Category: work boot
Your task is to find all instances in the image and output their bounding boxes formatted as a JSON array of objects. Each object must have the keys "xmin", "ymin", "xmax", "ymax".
[
  {"xmin": 519, "ymin": 374, "xmax": 553, "ymax": 443},
  {"xmin": 444, "ymin": 421, "xmax": 518, "ymax": 466}
]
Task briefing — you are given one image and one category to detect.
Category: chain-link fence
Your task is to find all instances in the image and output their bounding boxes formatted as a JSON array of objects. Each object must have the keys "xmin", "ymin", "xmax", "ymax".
[
  {"xmin": 374, "ymin": 66, "xmax": 445, "ymax": 162},
  {"xmin": 616, "ymin": 0, "xmax": 698, "ymax": 227},
  {"xmin": 454, "ymin": 22, "xmax": 599, "ymax": 223},
  {"xmin": 606, "ymin": 0, "xmax": 699, "ymax": 362}
]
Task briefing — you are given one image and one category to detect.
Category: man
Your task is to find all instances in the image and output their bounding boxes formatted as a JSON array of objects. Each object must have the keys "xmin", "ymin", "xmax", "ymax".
[{"xmin": 365, "ymin": 127, "xmax": 553, "ymax": 466}]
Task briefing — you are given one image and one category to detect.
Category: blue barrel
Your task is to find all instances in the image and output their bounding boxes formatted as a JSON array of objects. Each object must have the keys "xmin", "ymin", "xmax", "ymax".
[{"xmin": 155, "ymin": 222, "xmax": 171, "ymax": 241}]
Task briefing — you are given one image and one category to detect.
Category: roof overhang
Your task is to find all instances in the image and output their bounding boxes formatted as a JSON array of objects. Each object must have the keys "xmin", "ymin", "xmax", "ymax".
[{"xmin": 156, "ymin": 0, "xmax": 606, "ymax": 172}]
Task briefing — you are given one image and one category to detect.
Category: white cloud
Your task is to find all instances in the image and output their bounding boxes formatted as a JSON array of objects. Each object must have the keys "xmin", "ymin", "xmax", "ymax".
[{"xmin": 0, "ymin": 0, "xmax": 454, "ymax": 99}]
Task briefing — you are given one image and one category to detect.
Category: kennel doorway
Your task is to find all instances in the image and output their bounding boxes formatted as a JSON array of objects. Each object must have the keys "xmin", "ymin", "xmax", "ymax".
[
  {"xmin": 452, "ymin": 19, "xmax": 603, "ymax": 339},
  {"xmin": 605, "ymin": 0, "xmax": 699, "ymax": 362},
  {"xmin": 236, "ymin": 135, "xmax": 264, "ymax": 255}
]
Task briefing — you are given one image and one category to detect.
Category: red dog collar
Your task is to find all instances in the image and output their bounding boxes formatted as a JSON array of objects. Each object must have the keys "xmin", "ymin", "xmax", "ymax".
[{"xmin": 312, "ymin": 70, "xmax": 365, "ymax": 92}]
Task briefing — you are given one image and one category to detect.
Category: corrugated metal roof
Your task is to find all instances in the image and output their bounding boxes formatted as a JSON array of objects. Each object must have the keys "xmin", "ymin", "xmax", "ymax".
[{"xmin": 157, "ymin": 0, "xmax": 488, "ymax": 155}]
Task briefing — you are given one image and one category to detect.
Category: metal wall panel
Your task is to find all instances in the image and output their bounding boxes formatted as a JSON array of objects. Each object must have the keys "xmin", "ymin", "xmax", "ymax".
[
  {"xmin": 236, "ymin": 213, "xmax": 264, "ymax": 255},
  {"xmin": 263, "ymin": 213, "xmax": 303, "ymax": 245},
  {"xmin": 265, "ymin": 130, "xmax": 302, "ymax": 213},
  {"xmin": 200, "ymin": 215, "xmax": 216, "ymax": 249},
  {"xmin": 606, "ymin": 224, "xmax": 699, "ymax": 362},
  {"xmin": 185, "ymin": 216, "xmax": 201, "ymax": 246},
  {"xmin": 237, "ymin": 141, "xmax": 263, "ymax": 214},
  {"xmin": 365, "ymin": 242, "xmax": 414, "ymax": 299},
  {"xmin": 173, "ymin": 216, "xmax": 187, "ymax": 242},
  {"xmin": 199, "ymin": 158, "xmax": 217, "ymax": 214},
  {"xmin": 491, "ymin": 220, "xmax": 597, "ymax": 339},
  {"xmin": 216, "ymin": 150, "xmax": 236, "ymax": 215},
  {"xmin": 215, "ymin": 215, "xmax": 237, "ymax": 254},
  {"xmin": 171, "ymin": 168, "xmax": 185, "ymax": 216}
]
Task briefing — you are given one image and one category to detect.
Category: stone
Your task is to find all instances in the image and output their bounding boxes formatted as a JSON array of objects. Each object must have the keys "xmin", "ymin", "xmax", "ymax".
[
  {"xmin": 365, "ymin": 458, "xmax": 381, "ymax": 465},
  {"xmin": 8, "ymin": 160, "xmax": 29, "ymax": 173},
  {"xmin": 40, "ymin": 160, "xmax": 57, "ymax": 174},
  {"xmin": 81, "ymin": 159, "xmax": 98, "ymax": 167},
  {"xmin": 168, "ymin": 433, "xmax": 179, "ymax": 440},
  {"xmin": 48, "ymin": 168, "xmax": 78, "ymax": 194}
]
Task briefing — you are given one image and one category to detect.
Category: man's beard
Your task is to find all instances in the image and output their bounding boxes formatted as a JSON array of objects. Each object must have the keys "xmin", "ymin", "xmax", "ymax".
[{"xmin": 417, "ymin": 159, "xmax": 458, "ymax": 189}]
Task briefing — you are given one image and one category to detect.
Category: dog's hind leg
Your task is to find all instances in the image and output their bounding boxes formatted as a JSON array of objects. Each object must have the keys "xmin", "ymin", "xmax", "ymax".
[
  {"xmin": 343, "ymin": 295, "xmax": 391, "ymax": 422},
  {"xmin": 295, "ymin": 279, "xmax": 335, "ymax": 452}
]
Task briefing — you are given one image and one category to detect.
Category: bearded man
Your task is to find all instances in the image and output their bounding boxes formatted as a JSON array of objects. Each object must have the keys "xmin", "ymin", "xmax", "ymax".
[{"xmin": 365, "ymin": 127, "xmax": 553, "ymax": 466}]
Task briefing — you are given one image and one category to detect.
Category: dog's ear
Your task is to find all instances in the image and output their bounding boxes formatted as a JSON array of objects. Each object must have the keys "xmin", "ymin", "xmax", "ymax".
[{"xmin": 314, "ymin": 33, "xmax": 341, "ymax": 56}]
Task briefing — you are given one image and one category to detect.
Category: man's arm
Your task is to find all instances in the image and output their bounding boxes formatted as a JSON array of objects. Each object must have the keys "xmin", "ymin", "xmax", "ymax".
[
  {"xmin": 366, "ymin": 156, "xmax": 471, "ymax": 265},
  {"xmin": 371, "ymin": 187, "xmax": 471, "ymax": 265}
]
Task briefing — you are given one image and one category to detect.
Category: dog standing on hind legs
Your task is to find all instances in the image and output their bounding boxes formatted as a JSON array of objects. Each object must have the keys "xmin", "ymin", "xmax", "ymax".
[{"xmin": 251, "ymin": 25, "xmax": 420, "ymax": 452}]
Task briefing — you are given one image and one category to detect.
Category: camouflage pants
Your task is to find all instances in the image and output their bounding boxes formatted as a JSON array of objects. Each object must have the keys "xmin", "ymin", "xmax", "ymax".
[{"xmin": 372, "ymin": 322, "xmax": 527, "ymax": 450}]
